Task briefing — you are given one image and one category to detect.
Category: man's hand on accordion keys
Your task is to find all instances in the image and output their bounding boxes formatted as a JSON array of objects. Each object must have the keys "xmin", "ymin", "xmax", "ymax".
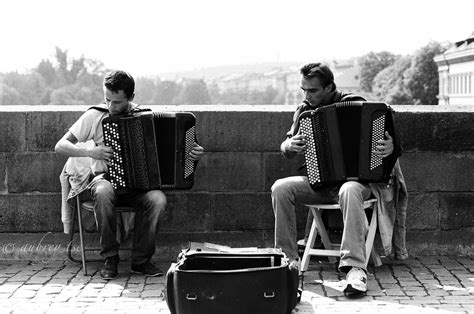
[
  {"xmin": 188, "ymin": 142, "xmax": 205, "ymax": 161},
  {"xmin": 374, "ymin": 131, "xmax": 394, "ymax": 158},
  {"xmin": 285, "ymin": 134, "xmax": 307, "ymax": 155},
  {"xmin": 88, "ymin": 145, "xmax": 114, "ymax": 164}
]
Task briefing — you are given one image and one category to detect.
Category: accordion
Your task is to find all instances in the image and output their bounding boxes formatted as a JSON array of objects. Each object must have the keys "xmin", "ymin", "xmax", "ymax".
[
  {"xmin": 102, "ymin": 111, "xmax": 197, "ymax": 193},
  {"xmin": 298, "ymin": 101, "xmax": 399, "ymax": 190}
]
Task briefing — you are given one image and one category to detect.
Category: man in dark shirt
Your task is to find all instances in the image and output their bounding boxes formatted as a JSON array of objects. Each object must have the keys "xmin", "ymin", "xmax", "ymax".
[{"xmin": 272, "ymin": 62, "xmax": 396, "ymax": 295}]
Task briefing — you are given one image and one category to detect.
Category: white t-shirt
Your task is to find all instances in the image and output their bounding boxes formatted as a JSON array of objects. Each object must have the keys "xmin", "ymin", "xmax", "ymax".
[{"xmin": 69, "ymin": 108, "xmax": 109, "ymax": 175}]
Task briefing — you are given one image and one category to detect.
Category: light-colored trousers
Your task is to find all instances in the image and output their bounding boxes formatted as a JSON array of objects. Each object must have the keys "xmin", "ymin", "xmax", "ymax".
[{"xmin": 271, "ymin": 176, "xmax": 371, "ymax": 272}]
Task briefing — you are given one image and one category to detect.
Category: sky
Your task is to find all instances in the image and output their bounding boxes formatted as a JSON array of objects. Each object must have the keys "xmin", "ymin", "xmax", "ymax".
[{"xmin": 1, "ymin": 0, "xmax": 472, "ymax": 77}]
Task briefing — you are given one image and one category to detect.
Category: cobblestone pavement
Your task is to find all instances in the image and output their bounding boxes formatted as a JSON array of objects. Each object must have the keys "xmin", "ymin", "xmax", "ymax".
[{"xmin": 0, "ymin": 256, "xmax": 472, "ymax": 313}]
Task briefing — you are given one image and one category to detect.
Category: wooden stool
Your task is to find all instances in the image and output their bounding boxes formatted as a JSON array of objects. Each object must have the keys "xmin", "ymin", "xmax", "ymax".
[{"xmin": 300, "ymin": 199, "xmax": 382, "ymax": 272}]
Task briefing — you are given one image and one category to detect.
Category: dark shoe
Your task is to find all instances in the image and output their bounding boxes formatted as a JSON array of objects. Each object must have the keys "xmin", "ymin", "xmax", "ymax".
[
  {"xmin": 100, "ymin": 255, "xmax": 119, "ymax": 280},
  {"xmin": 131, "ymin": 261, "xmax": 164, "ymax": 277}
]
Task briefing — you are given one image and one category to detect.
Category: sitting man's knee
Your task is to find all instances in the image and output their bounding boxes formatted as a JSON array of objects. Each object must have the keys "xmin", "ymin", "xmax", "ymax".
[
  {"xmin": 93, "ymin": 181, "xmax": 116, "ymax": 201},
  {"xmin": 145, "ymin": 190, "xmax": 167, "ymax": 213},
  {"xmin": 271, "ymin": 178, "xmax": 287, "ymax": 195},
  {"xmin": 339, "ymin": 181, "xmax": 360, "ymax": 197}
]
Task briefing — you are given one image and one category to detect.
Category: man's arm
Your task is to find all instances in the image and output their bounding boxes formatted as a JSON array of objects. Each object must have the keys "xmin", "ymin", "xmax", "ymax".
[{"xmin": 55, "ymin": 131, "xmax": 113, "ymax": 162}]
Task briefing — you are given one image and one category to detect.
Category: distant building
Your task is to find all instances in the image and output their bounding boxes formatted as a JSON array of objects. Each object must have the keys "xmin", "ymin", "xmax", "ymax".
[
  {"xmin": 212, "ymin": 61, "xmax": 361, "ymax": 106},
  {"xmin": 333, "ymin": 61, "xmax": 361, "ymax": 94},
  {"xmin": 214, "ymin": 68, "xmax": 302, "ymax": 105},
  {"xmin": 434, "ymin": 32, "xmax": 474, "ymax": 105}
]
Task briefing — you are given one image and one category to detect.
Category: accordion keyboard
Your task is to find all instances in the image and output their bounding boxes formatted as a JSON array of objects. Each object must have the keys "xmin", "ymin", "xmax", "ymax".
[
  {"xmin": 184, "ymin": 126, "xmax": 196, "ymax": 178},
  {"xmin": 299, "ymin": 116, "xmax": 321, "ymax": 185},
  {"xmin": 370, "ymin": 114, "xmax": 385, "ymax": 170},
  {"xmin": 103, "ymin": 122, "xmax": 126, "ymax": 190}
]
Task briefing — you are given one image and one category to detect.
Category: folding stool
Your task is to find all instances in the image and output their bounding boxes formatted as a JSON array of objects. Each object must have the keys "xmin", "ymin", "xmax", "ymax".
[{"xmin": 300, "ymin": 198, "xmax": 382, "ymax": 272}]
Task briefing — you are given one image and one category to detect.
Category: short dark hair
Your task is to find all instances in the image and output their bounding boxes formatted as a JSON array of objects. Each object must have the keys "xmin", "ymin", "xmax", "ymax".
[
  {"xmin": 300, "ymin": 63, "xmax": 336, "ymax": 91},
  {"xmin": 103, "ymin": 70, "xmax": 135, "ymax": 99}
]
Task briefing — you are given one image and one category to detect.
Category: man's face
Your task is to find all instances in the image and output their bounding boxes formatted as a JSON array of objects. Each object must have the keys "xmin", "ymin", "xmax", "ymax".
[
  {"xmin": 103, "ymin": 87, "xmax": 132, "ymax": 116},
  {"xmin": 300, "ymin": 76, "xmax": 332, "ymax": 108}
]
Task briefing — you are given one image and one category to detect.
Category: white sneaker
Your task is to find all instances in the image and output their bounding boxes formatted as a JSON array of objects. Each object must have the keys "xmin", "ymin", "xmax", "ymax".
[
  {"xmin": 289, "ymin": 258, "xmax": 301, "ymax": 276},
  {"xmin": 297, "ymin": 239, "xmax": 306, "ymax": 248},
  {"xmin": 343, "ymin": 267, "xmax": 367, "ymax": 295}
]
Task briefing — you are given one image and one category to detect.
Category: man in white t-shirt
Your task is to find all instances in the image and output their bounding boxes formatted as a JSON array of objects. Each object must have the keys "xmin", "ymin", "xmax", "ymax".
[{"xmin": 55, "ymin": 70, "xmax": 204, "ymax": 279}]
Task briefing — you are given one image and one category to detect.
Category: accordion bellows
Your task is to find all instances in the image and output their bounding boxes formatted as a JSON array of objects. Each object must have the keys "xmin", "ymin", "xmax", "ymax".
[
  {"xmin": 102, "ymin": 111, "xmax": 197, "ymax": 193},
  {"xmin": 298, "ymin": 101, "xmax": 399, "ymax": 190}
]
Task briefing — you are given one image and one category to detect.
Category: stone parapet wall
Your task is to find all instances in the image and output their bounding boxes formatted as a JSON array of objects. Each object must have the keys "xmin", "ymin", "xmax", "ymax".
[{"xmin": 0, "ymin": 105, "xmax": 473, "ymax": 259}]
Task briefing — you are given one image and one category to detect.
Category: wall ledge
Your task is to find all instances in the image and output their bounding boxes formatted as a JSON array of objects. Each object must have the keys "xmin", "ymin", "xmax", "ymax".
[{"xmin": 1, "ymin": 104, "xmax": 473, "ymax": 113}]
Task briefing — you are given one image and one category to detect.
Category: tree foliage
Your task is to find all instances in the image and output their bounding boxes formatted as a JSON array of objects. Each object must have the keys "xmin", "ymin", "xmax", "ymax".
[
  {"xmin": 404, "ymin": 41, "xmax": 446, "ymax": 105},
  {"xmin": 358, "ymin": 51, "xmax": 398, "ymax": 92},
  {"xmin": 0, "ymin": 47, "xmax": 106, "ymax": 106},
  {"xmin": 0, "ymin": 83, "xmax": 21, "ymax": 106},
  {"xmin": 0, "ymin": 42, "xmax": 449, "ymax": 106},
  {"xmin": 175, "ymin": 79, "xmax": 211, "ymax": 105},
  {"xmin": 372, "ymin": 56, "xmax": 413, "ymax": 105},
  {"xmin": 370, "ymin": 41, "xmax": 447, "ymax": 105}
]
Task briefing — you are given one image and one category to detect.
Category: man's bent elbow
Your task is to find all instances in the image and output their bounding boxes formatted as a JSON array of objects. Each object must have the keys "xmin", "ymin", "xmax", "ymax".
[
  {"xmin": 55, "ymin": 139, "xmax": 73, "ymax": 156},
  {"xmin": 54, "ymin": 141, "xmax": 65, "ymax": 155}
]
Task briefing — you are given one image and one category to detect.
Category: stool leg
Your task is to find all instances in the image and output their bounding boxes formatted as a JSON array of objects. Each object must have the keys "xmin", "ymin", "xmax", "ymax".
[
  {"xmin": 67, "ymin": 202, "xmax": 77, "ymax": 263},
  {"xmin": 301, "ymin": 214, "xmax": 319, "ymax": 272},
  {"xmin": 365, "ymin": 206, "xmax": 382, "ymax": 268},
  {"xmin": 313, "ymin": 208, "xmax": 338, "ymax": 264},
  {"xmin": 76, "ymin": 197, "xmax": 88, "ymax": 275}
]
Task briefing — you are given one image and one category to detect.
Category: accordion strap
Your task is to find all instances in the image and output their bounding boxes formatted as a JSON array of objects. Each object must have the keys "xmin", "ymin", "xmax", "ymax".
[{"xmin": 88, "ymin": 104, "xmax": 109, "ymax": 112}]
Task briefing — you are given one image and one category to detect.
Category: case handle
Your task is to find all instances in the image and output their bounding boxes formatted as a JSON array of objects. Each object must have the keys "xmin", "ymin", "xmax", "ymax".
[
  {"xmin": 186, "ymin": 294, "xmax": 198, "ymax": 301},
  {"xmin": 264, "ymin": 291, "xmax": 275, "ymax": 298}
]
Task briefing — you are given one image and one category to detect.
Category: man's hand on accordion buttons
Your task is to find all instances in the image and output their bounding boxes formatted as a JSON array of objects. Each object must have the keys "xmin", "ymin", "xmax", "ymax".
[
  {"xmin": 189, "ymin": 143, "xmax": 204, "ymax": 161},
  {"xmin": 374, "ymin": 131, "xmax": 394, "ymax": 158},
  {"xmin": 89, "ymin": 145, "xmax": 114, "ymax": 164},
  {"xmin": 287, "ymin": 134, "xmax": 307, "ymax": 154}
]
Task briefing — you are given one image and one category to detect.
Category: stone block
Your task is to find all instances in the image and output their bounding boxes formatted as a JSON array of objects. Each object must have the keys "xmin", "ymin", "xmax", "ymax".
[
  {"xmin": 439, "ymin": 193, "xmax": 474, "ymax": 230},
  {"xmin": 264, "ymin": 152, "xmax": 306, "ymax": 191},
  {"xmin": 397, "ymin": 112, "xmax": 473, "ymax": 152},
  {"xmin": 159, "ymin": 192, "xmax": 211, "ymax": 232},
  {"xmin": 407, "ymin": 229, "xmax": 474, "ymax": 255},
  {"xmin": 7, "ymin": 152, "xmax": 67, "ymax": 193},
  {"xmin": 0, "ymin": 112, "xmax": 26, "ymax": 152},
  {"xmin": 197, "ymin": 111, "xmax": 291, "ymax": 152},
  {"xmin": 405, "ymin": 193, "xmax": 440, "ymax": 230},
  {"xmin": 213, "ymin": 192, "xmax": 308, "ymax": 232},
  {"xmin": 26, "ymin": 111, "xmax": 82, "ymax": 151},
  {"xmin": 213, "ymin": 193, "xmax": 273, "ymax": 230},
  {"xmin": 0, "ymin": 154, "xmax": 6, "ymax": 192},
  {"xmin": 192, "ymin": 152, "xmax": 263, "ymax": 192},
  {"xmin": 0, "ymin": 232, "xmax": 72, "ymax": 261},
  {"xmin": 400, "ymin": 152, "xmax": 474, "ymax": 192},
  {"xmin": 0, "ymin": 193, "xmax": 62, "ymax": 232}
]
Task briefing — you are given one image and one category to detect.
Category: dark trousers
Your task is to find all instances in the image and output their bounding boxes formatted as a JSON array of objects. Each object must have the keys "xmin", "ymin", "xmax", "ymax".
[{"xmin": 89, "ymin": 178, "xmax": 166, "ymax": 265}]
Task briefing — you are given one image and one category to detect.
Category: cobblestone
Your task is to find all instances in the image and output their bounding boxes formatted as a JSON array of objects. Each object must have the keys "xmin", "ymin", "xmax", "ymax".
[{"xmin": 0, "ymin": 256, "xmax": 472, "ymax": 313}]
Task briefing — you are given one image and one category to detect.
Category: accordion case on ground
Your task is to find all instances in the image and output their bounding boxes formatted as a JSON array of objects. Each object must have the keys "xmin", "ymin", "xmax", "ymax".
[
  {"xmin": 165, "ymin": 243, "xmax": 300, "ymax": 314},
  {"xmin": 102, "ymin": 111, "xmax": 197, "ymax": 193},
  {"xmin": 298, "ymin": 101, "xmax": 400, "ymax": 191}
]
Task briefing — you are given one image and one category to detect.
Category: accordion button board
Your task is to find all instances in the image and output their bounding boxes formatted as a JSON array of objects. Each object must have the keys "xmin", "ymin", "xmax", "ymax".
[
  {"xmin": 102, "ymin": 111, "xmax": 197, "ymax": 193},
  {"xmin": 103, "ymin": 122, "xmax": 127, "ymax": 190}
]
